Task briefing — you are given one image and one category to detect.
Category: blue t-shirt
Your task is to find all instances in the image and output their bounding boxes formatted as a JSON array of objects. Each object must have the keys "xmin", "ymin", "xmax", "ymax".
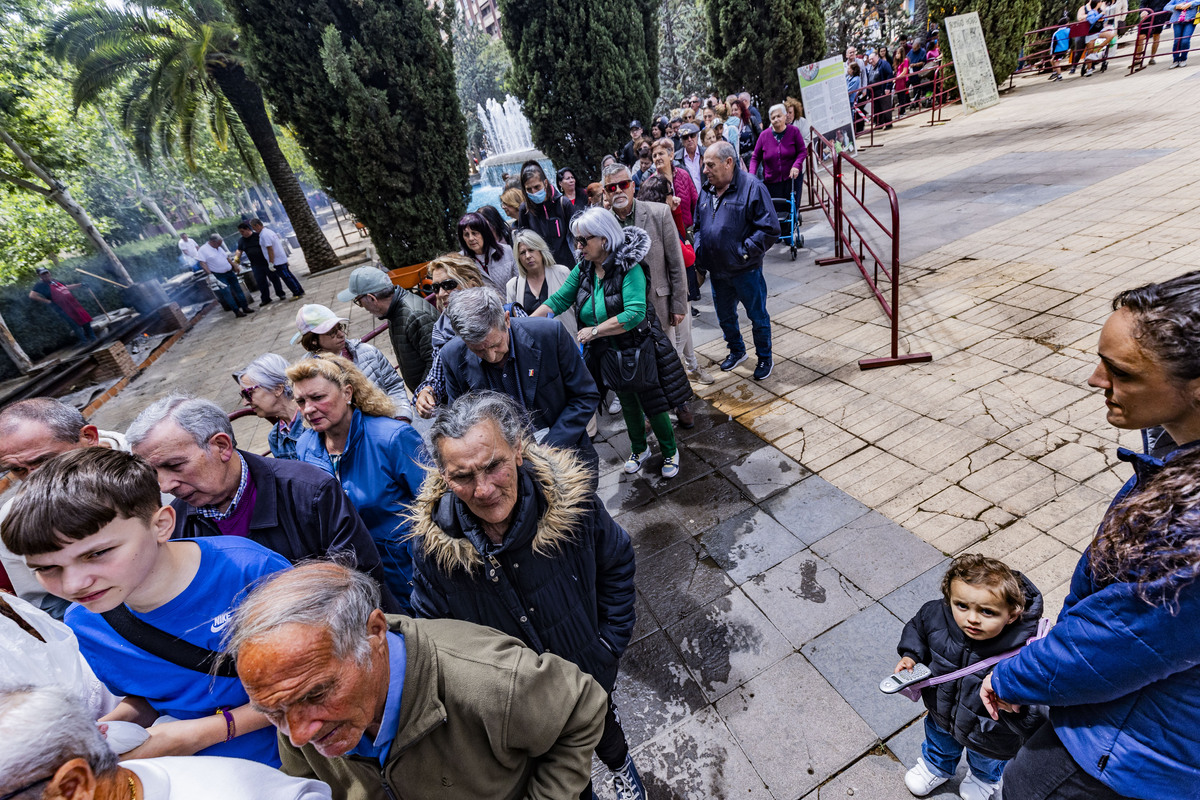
[
  {"xmin": 66, "ymin": 536, "xmax": 289, "ymax": 765},
  {"xmin": 1052, "ymin": 26, "xmax": 1070, "ymax": 53}
]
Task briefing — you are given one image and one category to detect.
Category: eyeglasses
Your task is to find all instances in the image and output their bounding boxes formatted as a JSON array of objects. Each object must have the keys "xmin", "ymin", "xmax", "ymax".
[
  {"xmin": 352, "ymin": 294, "xmax": 372, "ymax": 307},
  {"xmin": 603, "ymin": 180, "xmax": 632, "ymax": 193},
  {"xmin": 1, "ymin": 776, "xmax": 52, "ymax": 800},
  {"xmin": 574, "ymin": 235, "xmax": 597, "ymax": 248},
  {"xmin": 239, "ymin": 384, "xmax": 261, "ymax": 402},
  {"xmin": 682, "ymin": 133, "xmax": 698, "ymax": 140},
  {"xmin": 429, "ymin": 279, "xmax": 459, "ymax": 293}
]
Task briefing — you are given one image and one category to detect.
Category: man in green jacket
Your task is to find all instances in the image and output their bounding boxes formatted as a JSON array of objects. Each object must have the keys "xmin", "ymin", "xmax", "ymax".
[{"xmin": 227, "ymin": 561, "xmax": 608, "ymax": 800}]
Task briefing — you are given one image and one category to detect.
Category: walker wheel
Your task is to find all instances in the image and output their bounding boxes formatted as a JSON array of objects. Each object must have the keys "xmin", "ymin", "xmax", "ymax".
[{"xmin": 790, "ymin": 245, "xmax": 797, "ymax": 261}]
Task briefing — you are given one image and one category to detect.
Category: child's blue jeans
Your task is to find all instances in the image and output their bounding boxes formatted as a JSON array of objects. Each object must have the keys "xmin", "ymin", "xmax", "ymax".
[{"xmin": 921, "ymin": 715, "xmax": 1006, "ymax": 783}]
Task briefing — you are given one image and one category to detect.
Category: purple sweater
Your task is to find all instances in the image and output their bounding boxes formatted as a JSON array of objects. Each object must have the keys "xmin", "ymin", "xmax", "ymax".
[{"xmin": 749, "ymin": 126, "xmax": 807, "ymax": 184}]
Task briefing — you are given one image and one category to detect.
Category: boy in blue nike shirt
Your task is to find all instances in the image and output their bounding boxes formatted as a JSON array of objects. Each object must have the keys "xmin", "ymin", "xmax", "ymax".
[{"xmin": 1, "ymin": 447, "xmax": 289, "ymax": 764}]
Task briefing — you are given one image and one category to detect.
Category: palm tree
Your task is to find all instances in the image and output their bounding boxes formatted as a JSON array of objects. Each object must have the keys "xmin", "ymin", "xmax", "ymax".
[{"xmin": 47, "ymin": 0, "xmax": 341, "ymax": 272}]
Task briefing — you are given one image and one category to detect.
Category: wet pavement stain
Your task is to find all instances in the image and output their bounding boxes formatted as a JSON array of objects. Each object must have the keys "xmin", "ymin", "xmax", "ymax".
[
  {"xmin": 675, "ymin": 595, "xmax": 766, "ymax": 695},
  {"xmin": 795, "ymin": 559, "xmax": 828, "ymax": 603},
  {"xmin": 646, "ymin": 730, "xmax": 731, "ymax": 799}
]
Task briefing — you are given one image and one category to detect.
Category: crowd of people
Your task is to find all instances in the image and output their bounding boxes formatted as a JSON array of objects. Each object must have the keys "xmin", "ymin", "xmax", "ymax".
[{"xmin": 1, "ymin": 83, "xmax": 1199, "ymax": 800}]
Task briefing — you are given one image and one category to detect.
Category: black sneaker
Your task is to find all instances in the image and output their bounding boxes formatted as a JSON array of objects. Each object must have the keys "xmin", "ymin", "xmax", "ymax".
[
  {"xmin": 753, "ymin": 357, "xmax": 774, "ymax": 380},
  {"xmin": 242, "ymin": 306, "xmax": 255, "ymax": 314},
  {"xmin": 720, "ymin": 352, "xmax": 748, "ymax": 371},
  {"xmin": 260, "ymin": 298, "xmax": 273, "ymax": 306},
  {"xmin": 691, "ymin": 306, "xmax": 700, "ymax": 318}
]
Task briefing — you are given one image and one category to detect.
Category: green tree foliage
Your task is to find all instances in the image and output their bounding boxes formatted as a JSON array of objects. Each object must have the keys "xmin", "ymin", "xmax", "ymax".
[
  {"xmin": 453, "ymin": 17, "xmax": 512, "ymax": 156},
  {"xmin": 47, "ymin": 0, "xmax": 341, "ymax": 271},
  {"xmin": 705, "ymin": 0, "xmax": 826, "ymax": 102},
  {"xmin": 824, "ymin": 0, "xmax": 915, "ymax": 56},
  {"xmin": 224, "ymin": 0, "xmax": 469, "ymax": 266},
  {"xmin": 501, "ymin": 0, "xmax": 657, "ymax": 178},
  {"xmin": 657, "ymin": 0, "xmax": 711, "ymax": 114},
  {"xmin": 928, "ymin": 0, "xmax": 1039, "ymax": 83}
]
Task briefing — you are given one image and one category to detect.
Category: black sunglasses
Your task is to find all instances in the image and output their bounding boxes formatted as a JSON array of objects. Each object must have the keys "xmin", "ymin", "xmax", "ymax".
[
  {"xmin": 429, "ymin": 279, "xmax": 459, "ymax": 293},
  {"xmin": 575, "ymin": 235, "xmax": 597, "ymax": 248}
]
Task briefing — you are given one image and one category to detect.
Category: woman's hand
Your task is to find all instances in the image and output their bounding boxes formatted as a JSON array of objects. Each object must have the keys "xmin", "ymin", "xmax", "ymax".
[
  {"xmin": 668, "ymin": 196, "xmax": 681, "ymax": 211},
  {"xmin": 415, "ymin": 388, "xmax": 437, "ymax": 418},
  {"xmin": 531, "ymin": 304, "xmax": 552, "ymax": 318},
  {"xmin": 577, "ymin": 326, "xmax": 600, "ymax": 345},
  {"xmin": 894, "ymin": 656, "xmax": 916, "ymax": 674},
  {"xmin": 788, "ymin": 167, "xmax": 800, "ymax": 180},
  {"xmin": 979, "ymin": 673, "xmax": 1021, "ymax": 720}
]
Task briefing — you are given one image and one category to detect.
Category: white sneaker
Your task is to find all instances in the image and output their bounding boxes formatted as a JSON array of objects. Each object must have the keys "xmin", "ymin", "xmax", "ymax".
[
  {"xmin": 959, "ymin": 772, "xmax": 1000, "ymax": 800},
  {"xmin": 624, "ymin": 451, "xmax": 646, "ymax": 474},
  {"xmin": 688, "ymin": 368, "xmax": 716, "ymax": 385},
  {"xmin": 608, "ymin": 395, "xmax": 622, "ymax": 414},
  {"xmin": 905, "ymin": 757, "xmax": 948, "ymax": 797},
  {"xmin": 662, "ymin": 452, "xmax": 680, "ymax": 478}
]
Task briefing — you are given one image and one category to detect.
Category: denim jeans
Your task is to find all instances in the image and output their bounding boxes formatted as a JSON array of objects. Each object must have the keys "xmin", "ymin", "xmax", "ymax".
[
  {"xmin": 1174, "ymin": 21, "xmax": 1195, "ymax": 62},
  {"xmin": 250, "ymin": 261, "xmax": 286, "ymax": 302},
  {"xmin": 213, "ymin": 269, "xmax": 249, "ymax": 311},
  {"xmin": 273, "ymin": 260, "xmax": 305, "ymax": 296},
  {"xmin": 710, "ymin": 268, "xmax": 772, "ymax": 360},
  {"xmin": 922, "ymin": 715, "xmax": 1006, "ymax": 783}
]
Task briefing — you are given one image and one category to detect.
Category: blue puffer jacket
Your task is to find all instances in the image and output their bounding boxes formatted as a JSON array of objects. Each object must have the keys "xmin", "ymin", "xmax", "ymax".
[
  {"xmin": 296, "ymin": 409, "xmax": 428, "ymax": 611},
  {"xmin": 408, "ymin": 444, "xmax": 636, "ymax": 691},
  {"xmin": 991, "ymin": 445, "xmax": 1200, "ymax": 799},
  {"xmin": 693, "ymin": 167, "xmax": 780, "ymax": 277}
]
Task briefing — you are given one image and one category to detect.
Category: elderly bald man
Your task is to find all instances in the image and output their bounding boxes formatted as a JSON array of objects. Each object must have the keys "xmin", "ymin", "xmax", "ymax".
[{"xmin": 226, "ymin": 562, "xmax": 608, "ymax": 800}]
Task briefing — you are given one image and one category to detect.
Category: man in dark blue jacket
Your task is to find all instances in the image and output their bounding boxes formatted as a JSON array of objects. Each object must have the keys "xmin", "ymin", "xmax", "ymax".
[
  {"xmin": 409, "ymin": 391, "xmax": 642, "ymax": 800},
  {"xmin": 694, "ymin": 140, "xmax": 781, "ymax": 380},
  {"xmin": 440, "ymin": 288, "xmax": 600, "ymax": 474}
]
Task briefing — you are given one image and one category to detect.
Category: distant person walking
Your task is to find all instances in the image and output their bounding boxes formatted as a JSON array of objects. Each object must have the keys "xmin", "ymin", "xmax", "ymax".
[
  {"xmin": 197, "ymin": 233, "xmax": 254, "ymax": 317},
  {"xmin": 231, "ymin": 221, "xmax": 285, "ymax": 305},
  {"xmin": 29, "ymin": 267, "xmax": 95, "ymax": 344},
  {"xmin": 250, "ymin": 218, "xmax": 305, "ymax": 299}
]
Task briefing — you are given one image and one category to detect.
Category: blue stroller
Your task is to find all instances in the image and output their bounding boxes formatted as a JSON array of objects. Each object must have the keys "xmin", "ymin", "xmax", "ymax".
[{"xmin": 772, "ymin": 178, "xmax": 803, "ymax": 260}]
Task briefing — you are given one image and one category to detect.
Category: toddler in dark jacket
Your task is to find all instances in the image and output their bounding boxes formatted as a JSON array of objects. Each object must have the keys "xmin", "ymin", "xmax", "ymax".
[{"xmin": 895, "ymin": 554, "xmax": 1043, "ymax": 800}]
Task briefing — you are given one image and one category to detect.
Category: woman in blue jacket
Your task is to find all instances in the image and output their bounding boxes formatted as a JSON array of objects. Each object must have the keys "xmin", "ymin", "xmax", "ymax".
[
  {"xmin": 981, "ymin": 271, "xmax": 1200, "ymax": 799},
  {"xmin": 288, "ymin": 353, "xmax": 427, "ymax": 612},
  {"xmin": 1165, "ymin": 0, "xmax": 1197, "ymax": 66}
]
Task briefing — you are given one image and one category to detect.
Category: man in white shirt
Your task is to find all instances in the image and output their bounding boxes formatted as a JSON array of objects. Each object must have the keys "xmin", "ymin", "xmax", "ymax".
[
  {"xmin": 250, "ymin": 217, "xmax": 306, "ymax": 299},
  {"xmin": 177, "ymin": 232, "xmax": 200, "ymax": 269},
  {"xmin": 197, "ymin": 233, "xmax": 253, "ymax": 317}
]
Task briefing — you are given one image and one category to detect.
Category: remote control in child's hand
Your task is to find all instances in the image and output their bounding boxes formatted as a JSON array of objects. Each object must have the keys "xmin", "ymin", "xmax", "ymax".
[{"xmin": 879, "ymin": 663, "xmax": 932, "ymax": 694}]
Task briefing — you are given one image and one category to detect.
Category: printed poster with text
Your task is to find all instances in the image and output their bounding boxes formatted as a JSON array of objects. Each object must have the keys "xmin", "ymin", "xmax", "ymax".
[
  {"xmin": 944, "ymin": 12, "xmax": 1000, "ymax": 111},
  {"xmin": 797, "ymin": 57, "xmax": 856, "ymax": 157}
]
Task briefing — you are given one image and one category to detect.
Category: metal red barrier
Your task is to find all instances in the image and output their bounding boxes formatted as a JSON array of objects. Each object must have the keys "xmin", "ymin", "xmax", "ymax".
[
  {"xmin": 813, "ymin": 148, "xmax": 932, "ymax": 370},
  {"xmin": 848, "ymin": 60, "xmax": 957, "ymax": 149}
]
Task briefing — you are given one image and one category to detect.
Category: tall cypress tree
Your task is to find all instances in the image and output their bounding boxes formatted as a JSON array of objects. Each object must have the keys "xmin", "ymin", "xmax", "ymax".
[
  {"xmin": 224, "ymin": 0, "xmax": 468, "ymax": 266},
  {"xmin": 928, "ymin": 0, "xmax": 1040, "ymax": 84},
  {"xmin": 704, "ymin": 0, "xmax": 825, "ymax": 102},
  {"xmin": 500, "ymin": 0, "xmax": 656, "ymax": 177}
]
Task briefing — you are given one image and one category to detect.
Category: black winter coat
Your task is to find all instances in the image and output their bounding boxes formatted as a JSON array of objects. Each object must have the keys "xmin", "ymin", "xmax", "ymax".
[
  {"xmin": 897, "ymin": 572, "xmax": 1044, "ymax": 760},
  {"xmin": 409, "ymin": 445, "xmax": 636, "ymax": 691},
  {"xmin": 516, "ymin": 187, "xmax": 577, "ymax": 268},
  {"xmin": 383, "ymin": 288, "xmax": 438, "ymax": 393}
]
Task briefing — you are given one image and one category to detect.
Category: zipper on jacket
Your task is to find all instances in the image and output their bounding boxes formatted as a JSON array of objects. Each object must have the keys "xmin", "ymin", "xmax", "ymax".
[{"xmin": 381, "ymin": 715, "xmax": 449, "ymax": 799}]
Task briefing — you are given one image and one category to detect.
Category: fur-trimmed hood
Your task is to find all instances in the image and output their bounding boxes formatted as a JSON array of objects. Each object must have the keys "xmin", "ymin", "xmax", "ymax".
[
  {"xmin": 612, "ymin": 225, "xmax": 651, "ymax": 271},
  {"xmin": 408, "ymin": 443, "xmax": 594, "ymax": 574}
]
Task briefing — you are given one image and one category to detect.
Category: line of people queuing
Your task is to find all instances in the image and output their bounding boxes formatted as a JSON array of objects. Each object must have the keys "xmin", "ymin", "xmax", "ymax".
[{"xmin": 845, "ymin": 37, "xmax": 942, "ymax": 133}]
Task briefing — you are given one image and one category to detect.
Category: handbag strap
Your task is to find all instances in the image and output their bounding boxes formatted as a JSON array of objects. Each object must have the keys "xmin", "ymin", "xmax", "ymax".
[
  {"xmin": 899, "ymin": 618, "xmax": 1051, "ymax": 701},
  {"xmin": 102, "ymin": 605, "xmax": 238, "ymax": 679}
]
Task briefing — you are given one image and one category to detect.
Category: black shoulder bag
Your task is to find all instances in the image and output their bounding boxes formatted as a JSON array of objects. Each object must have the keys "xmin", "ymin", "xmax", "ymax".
[{"xmin": 102, "ymin": 605, "xmax": 239, "ymax": 678}]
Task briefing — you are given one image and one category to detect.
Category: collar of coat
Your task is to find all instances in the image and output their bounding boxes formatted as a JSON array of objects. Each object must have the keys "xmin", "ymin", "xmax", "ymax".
[
  {"xmin": 408, "ymin": 443, "xmax": 593, "ymax": 574},
  {"xmin": 610, "ymin": 225, "xmax": 651, "ymax": 271}
]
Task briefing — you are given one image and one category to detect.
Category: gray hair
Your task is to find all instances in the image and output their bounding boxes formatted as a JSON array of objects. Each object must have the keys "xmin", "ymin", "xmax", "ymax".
[
  {"xmin": 208, "ymin": 233, "xmax": 221, "ymax": 243},
  {"xmin": 224, "ymin": 561, "xmax": 381, "ymax": 667},
  {"xmin": 708, "ymin": 140, "xmax": 737, "ymax": 165},
  {"xmin": 512, "ymin": 229, "xmax": 557, "ymax": 275},
  {"xmin": 0, "ymin": 398, "xmax": 86, "ymax": 443},
  {"xmin": 428, "ymin": 391, "xmax": 530, "ymax": 470},
  {"xmin": 235, "ymin": 354, "xmax": 293, "ymax": 398},
  {"xmin": 446, "ymin": 288, "xmax": 508, "ymax": 345},
  {"xmin": 126, "ymin": 394, "xmax": 237, "ymax": 450},
  {"xmin": 601, "ymin": 162, "xmax": 632, "ymax": 183},
  {"xmin": 569, "ymin": 206, "xmax": 624, "ymax": 256},
  {"xmin": 0, "ymin": 686, "xmax": 118, "ymax": 794},
  {"xmin": 768, "ymin": 103, "xmax": 786, "ymax": 118}
]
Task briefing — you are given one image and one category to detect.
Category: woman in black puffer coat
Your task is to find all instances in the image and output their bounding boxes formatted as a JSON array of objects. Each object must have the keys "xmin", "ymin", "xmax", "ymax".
[{"xmin": 534, "ymin": 206, "xmax": 692, "ymax": 480}]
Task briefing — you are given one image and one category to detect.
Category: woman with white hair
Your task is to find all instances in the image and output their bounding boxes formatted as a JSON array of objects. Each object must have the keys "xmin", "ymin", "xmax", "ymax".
[
  {"xmin": 533, "ymin": 207, "xmax": 692, "ymax": 479},
  {"xmin": 0, "ymin": 686, "xmax": 331, "ymax": 800},
  {"xmin": 506, "ymin": 229, "xmax": 576, "ymax": 336},
  {"xmin": 233, "ymin": 353, "xmax": 303, "ymax": 460},
  {"xmin": 749, "ymin": 103, "xmax": 807, "ymax": 204}
]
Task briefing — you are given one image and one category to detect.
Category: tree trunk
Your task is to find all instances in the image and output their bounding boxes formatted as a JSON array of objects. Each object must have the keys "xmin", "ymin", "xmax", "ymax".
[
  {"xmin": 211, "ymin": 63, "xmax": 341, "ymax": 271},
  {"xmin": 100, "ymin": 109, "xmax": 177, "ymax": 235},
  {"xmin": 0, "ymin": 308, "xmax": 34, "ymax": 375},
  {"xmin": 251, "ymin": 185, "xmax": 275, "ymax": 223},
  {"xmin": 141, "ymin": 193, "xmax": 176, "ymax": 233},
  {"xmin": 0, "ymin": 126, "xmax": 134, "ymax": 286}
]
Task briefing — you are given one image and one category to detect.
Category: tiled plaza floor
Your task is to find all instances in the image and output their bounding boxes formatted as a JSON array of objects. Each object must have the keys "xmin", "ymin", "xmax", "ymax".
[{"xmin": 77, "ymin": 32, "xmax": 1200, "ymax": 799}]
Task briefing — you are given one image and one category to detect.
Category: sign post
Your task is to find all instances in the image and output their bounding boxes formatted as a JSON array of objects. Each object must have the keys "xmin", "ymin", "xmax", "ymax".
[
  {"xmin": 944, "ymin": 12, "xmax": 1000, "ymax": 111},
  {"xmin": 798, "ymin": 57, "xmax": 857, "ymax": 157}
]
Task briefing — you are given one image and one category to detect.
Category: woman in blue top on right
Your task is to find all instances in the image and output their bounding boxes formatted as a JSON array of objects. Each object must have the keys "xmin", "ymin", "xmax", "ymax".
[
  {"xmin": 981, "ymin": 271, "xmax": 1200, "ymax": 800},
  {"xmin": 1165, "ymin": 0, "xmax": 1197, "ymax": 66}
]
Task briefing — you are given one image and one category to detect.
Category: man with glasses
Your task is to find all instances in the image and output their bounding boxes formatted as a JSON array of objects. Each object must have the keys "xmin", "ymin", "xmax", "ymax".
[
  {"xmin": 675, "ymin": 122, "xmax": 706, "ymax": 193},
  {"xmin": 695, "ymin": 141, "xmax": 780, "ymax": 381},
  {"xmin": 338, "ymin": 266, "xmax": 437, "ymax": 393},
  {"xmin": 126, "ymin": 395, "xmax": 403, "ymax": 613}
]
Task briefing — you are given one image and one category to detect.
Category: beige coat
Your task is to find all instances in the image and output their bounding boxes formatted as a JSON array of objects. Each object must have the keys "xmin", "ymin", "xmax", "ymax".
[{"xmin": 629, "ymin": 200, "xmax": 687, "ymax": 325}]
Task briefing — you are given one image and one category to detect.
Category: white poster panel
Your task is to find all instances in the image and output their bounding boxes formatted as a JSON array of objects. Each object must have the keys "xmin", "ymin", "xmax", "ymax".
[
  {"xmin": 944, "ymin": 12, "xmax": 1000, "ymax": 111},
  {"xmin": 798, "ymin": 57, "xmax": 856, "ymax": 157}
]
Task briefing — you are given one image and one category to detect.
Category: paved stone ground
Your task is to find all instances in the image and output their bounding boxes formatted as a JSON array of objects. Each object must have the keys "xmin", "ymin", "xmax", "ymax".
[{"xmin": 78, "ymin": 35, "xmax": 1200, "ymax": 800}]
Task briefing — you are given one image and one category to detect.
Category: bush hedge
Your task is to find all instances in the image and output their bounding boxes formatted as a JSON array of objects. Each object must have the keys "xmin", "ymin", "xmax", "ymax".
[{"xmin": 0, "ymin": 216, "xmax": 242, "ymax": 381}]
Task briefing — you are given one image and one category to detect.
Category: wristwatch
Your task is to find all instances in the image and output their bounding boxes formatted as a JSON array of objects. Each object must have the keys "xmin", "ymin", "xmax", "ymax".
[{"xmin": 592, "ymin": 326, "xmax": 600, "ymax": 339}]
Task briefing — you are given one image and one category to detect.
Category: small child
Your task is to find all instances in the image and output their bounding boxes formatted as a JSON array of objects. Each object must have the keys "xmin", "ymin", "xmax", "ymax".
[
  {"xmin": 0, "ymin": 447, "xmax": 290, "ymax": 764},
  {"xmin": 896, "ymin": 554, "xmax": 1043, "ymax": 800}
]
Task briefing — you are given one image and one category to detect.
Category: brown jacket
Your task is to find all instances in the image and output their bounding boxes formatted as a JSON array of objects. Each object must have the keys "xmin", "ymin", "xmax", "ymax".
[
  {"xmin": 630, "ymin": 200, "xmax": 687, "ymax": 325},
  {"xmin": 278, "ymin": 615, "xmax": 608, "ymax": 800}
]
